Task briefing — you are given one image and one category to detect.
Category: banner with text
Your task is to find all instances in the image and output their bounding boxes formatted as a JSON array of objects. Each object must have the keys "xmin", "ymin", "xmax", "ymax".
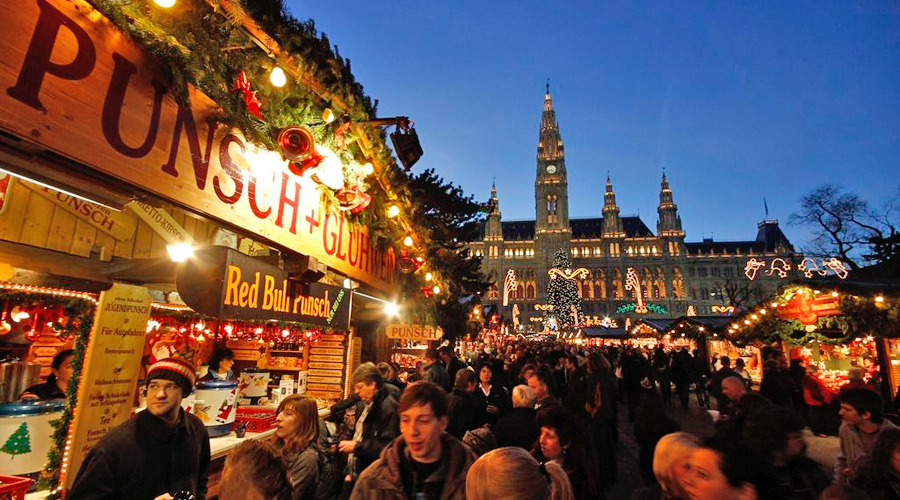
[
  {"xmin": 61, "ymin": 283, "xmax": 151, "ymax": 491},
  {"xmin": 0, "ymin": 0, "xmax": 395, "ymax": 291},
  {"xmin": 176, "ymin": 246, "xmax": 351, "ymax": 330},
  {"xmin": 385, "ymin": 324, "xmax": 444, "ymax": 341}
]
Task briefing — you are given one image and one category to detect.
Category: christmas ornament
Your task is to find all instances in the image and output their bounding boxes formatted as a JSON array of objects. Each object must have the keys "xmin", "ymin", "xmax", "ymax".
[
  {"xmin": 335, "ymin": 185, "xmax": 372, "ymax": 214},
  {"xmin": 233, "ymin": 71, "xmax": 263, "ymax": 120},
  {"xmin": 333, "ymin": 120, "xmax": 352, "ymax": 148},
  {"xmin": 397, "ymin": 249, "xmax": 417, "ymax": 274},
  {"xmin": 421, "ymin": 286, "xmax": 434, "ymax": 298},
  {"xmin": 278, "ymin": 126, "xmax": 324, "ymax": 176}
]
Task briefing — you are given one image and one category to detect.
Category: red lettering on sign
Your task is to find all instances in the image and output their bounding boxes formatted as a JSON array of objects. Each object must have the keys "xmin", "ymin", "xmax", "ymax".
[
  {"xmin": 247, "ymin": 175, "xmax": 271, "ymax": 219},
  {"xmin": 214, "ymin": 134, "xmax": 245, "ymax": 204},
  {"xmin": 275, "ymin": 172, "xmax": 301, "ymax": 235},
  {"xmin": 322, "ymin": 213, "xmax": 337, "ymax": 256},
  {"xmin": 160, "ymin": 101, "xmax": 218, "ymax": 190},
  {"xmin": 101, "ymin": 53, "xmax": 166, "ymax": 159}
]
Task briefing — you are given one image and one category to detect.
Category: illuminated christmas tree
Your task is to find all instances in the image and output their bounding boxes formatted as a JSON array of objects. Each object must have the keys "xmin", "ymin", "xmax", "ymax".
[
  {"xmin": 1, "ymin": 422, "xmax": 31, "ymax": 458},
  {"xmin": 546, "ymin": 249, "xmax": 583, "ymax": 328}
]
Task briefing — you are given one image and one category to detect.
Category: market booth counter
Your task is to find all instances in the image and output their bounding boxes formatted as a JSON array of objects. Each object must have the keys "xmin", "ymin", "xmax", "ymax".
[{"xmin": 725, "ymin": 281, "xmax": 900, "ymax": 400}]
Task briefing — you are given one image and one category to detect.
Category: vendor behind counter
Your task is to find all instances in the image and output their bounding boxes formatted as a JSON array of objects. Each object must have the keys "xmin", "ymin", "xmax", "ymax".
[
  {"xmin": 200, "ymin": 348, "xmax": 235, "ymax": 382},
  {"xmin": 20, "ymin": 349, "xmax": 73, "ymax": 401}
]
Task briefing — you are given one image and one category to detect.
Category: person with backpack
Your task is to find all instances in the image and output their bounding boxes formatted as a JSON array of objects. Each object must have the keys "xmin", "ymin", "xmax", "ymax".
[{"xmin": 274, "ymin": 394, "xmax": 336, "ymax": 500}]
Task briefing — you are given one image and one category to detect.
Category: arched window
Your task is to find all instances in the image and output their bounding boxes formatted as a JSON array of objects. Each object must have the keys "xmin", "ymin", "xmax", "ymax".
[
  {"xmin": 612, "ymin": 269, "xmax": 624, "ymax": 299},
  {"xmin": 595, "ymin": 269, "xmax": 607, "ymax": 299},
  {"xmin": 655, "ymin": 267, "xmax": 668, "ymax": 298},
  {"xmin": 671, "ymin": 268, "xmax": 685, "ymax": 298},
  {"xmin": 643, "ymin": 268, "xmax": 654, "ymax": 299}
]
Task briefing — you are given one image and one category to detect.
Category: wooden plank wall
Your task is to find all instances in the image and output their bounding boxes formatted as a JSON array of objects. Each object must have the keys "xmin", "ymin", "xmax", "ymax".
[{"xmin": 0, "ymin": 180, "xmax": 218, "ymax": 262}]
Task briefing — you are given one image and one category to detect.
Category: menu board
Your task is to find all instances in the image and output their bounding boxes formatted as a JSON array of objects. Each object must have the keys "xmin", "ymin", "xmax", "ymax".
[
  {"xmin": 61, "ymin": 283, "xmax": 151, "ymax": 491},
  {"xmin": 305, "ymin": 334, "xmax": 347, "ymax": 400}
]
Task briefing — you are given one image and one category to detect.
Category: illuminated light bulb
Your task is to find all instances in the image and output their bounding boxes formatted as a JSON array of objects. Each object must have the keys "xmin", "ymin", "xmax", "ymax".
[
  {"xmin": 744, "ymin": 320, "xmax": 751, "ymax": 325},
  {"xmin": 770, "ymin": 302, "xmax": 778, "ymax": 308},
  {"xmin": 384, "ymin": 302, "xmax": 400, "ymax": 317},
  {"xmin": 322, "ymin": 108, "xmax": 335, "ymax": 124},
  {"xmin": 759, "ymin": 309, "xmax": 766, "ymax": 315},
  {"xmin": 425, "ymin": 272, "xmax": 433, "ymax": 282},
  {"xmin": 362, "ymin": 162, "xmax": 375, "ymax": 176},
  {"xmin": 832, "ymin": 291, "xmax": 839, "ymax": 297},
  {"xmin": 270, "ymin": 67, "xmax": 287, "ymax": 87},
  {"xmin": 875, "ymin": 296, "xmax": 885, "ymax": 303},
  {"xmin": 403, "ymin": 236, "xmax": 414, "ymax": 247},
  {"xmin": 432, "ymin": 286, "xmax": 441, "ymax": 295},
  {"xmin": 387, "ymin": 205, "xmax": 401, "ymax": 218},
  {"xmin": 255, "ymin": 327, "xmax": 263, "ymax": 334},
  {"xmin": 751, "ymin": 314, "xmax": 758, "ymax": 320},
  {"xmin": 224, "ymin": 324, "xmax": 234, "ymax": 334},
  {"xmin": 153, "ymin": 0, "xmax": 176, "ymax": 7},
  {"xmin": 166, "ymin": 243, "xmax": 195, "ymax": 262},
  {"xmin": 281, "ymin": 329, "xmax": 290, "ymax": 338}
]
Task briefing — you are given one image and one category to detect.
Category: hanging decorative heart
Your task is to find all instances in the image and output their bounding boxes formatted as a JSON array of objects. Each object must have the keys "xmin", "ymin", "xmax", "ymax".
[{"xmin": 398, "ymin": 249, "xmax": 416, "ymax": 274}]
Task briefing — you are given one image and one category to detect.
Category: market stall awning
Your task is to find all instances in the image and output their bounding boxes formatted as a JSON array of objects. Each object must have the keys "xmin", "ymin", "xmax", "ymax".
[
  {"xmin": 637, "ymin": 319, "xmax": 677, "ymax": 333},
  {"xmin": 583, "ymin": 327, "xmax": 628, "ymax": 338}
]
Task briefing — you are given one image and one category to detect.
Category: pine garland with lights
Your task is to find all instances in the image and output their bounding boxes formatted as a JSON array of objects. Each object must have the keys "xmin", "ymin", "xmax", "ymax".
[
  {"xmin": 546, "ymin": 250, "xmax": 583, "ymax": 328},
  {"xmin": 725, "ymin": 285, "xmax": 900, "ymax": 345}
]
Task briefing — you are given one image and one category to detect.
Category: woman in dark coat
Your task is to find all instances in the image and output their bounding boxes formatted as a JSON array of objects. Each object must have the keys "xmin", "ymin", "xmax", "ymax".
[
  {"xmin": 585, "ymin": 351, "xmax": 618, "ymax": 486},
  {"xmin": 533, "ymin": 406, "xmax": 604, "ymax": 500},
  {"xmin": 472, "ymin": 362, "xmax": 511, "ymax": 427},
  {"xmin": 494, "ymin": 384, "xmax": 539, "ymax": 450}
]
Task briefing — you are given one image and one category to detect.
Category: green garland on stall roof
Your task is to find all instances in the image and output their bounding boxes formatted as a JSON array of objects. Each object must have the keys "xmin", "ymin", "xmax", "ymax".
[
  {"xmin": 0, "ymin": 291, "xmax": 95, "ymax": 342},
  {"xmin": 82, "ymin": 0, "xmax": 408, "ymax": 238}
]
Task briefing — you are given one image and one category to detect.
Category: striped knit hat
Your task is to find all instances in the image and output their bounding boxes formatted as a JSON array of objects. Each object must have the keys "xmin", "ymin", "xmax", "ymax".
[{"xmin": 147, "ymin": 358, "xmax": 196, "ymax": 396}]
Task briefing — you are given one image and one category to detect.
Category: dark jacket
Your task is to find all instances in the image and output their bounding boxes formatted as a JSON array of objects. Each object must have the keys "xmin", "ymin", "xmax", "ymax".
[
  {"xmin": 443, "ymin": 358, "xmax": 466, "ymax": 384},
  {"xmin": 472, "ymin": 383, "xmax": 510, "ymax": 427},
  {"xmin": 424, "ymin": 362, "xmax": 452, "ymax": 392},
  {"xmin": 493, "ymin": 407, "xmax": 539, "ymax": 450},
  {"xmin": 350, "ymin": 433, "xmax": 477, "ymax": 500},
  {"xmin": 19, "ymin": 380, "xmax": 65, "ymax": 400},
  {"xmin": 283, "ymin": 446, "xmax": 318, "ymax": 500},
  {"xmin": 68, "ymin": 408, "xmax": 211, "ymax": 500},
  {"xmin": 446, "ymin": 388, "xmax": 478, "ymax": 440},
  {"xmin": 352, "ymin": 387, "xmax": 400, "ymax": 476},
  {"xmin": 759, "ymin": 370, "xmax": 796, "ymax": 409},
  {"xmin": 631, "ymin": 482, "xmax": 679, "ymax": 500},
  {"xmin": 770, "ymin": 456, "xmax": 831, "ymax": 500}
]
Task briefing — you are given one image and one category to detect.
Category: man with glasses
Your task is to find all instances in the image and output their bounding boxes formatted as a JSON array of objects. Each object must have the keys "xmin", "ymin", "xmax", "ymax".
[{"xmin": 69, "ymin": 358, "xmax": 211, "ymax": 500}]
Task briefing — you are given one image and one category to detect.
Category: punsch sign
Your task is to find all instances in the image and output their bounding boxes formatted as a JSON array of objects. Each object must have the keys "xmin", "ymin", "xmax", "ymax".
[
  {"xmin": 0, "ymin": 0, "xmax": 395, "ymax": 291},
  {"xmin": 176, "ymin": 246, "xmax": 351, "ymax": 330}
]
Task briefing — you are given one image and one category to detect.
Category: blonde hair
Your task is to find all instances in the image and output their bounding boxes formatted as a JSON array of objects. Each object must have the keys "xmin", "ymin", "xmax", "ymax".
[
  {"xmin": 653, "ymin": 432, "xmax": 701, "ymax": 493},
  {"xmin": 512, "ymin": 385, "xmax": 535, "ymax": 409},
  {"xmin": 466, "ymin": 447, "xmax": 574, "ymax": 500},
  {"xmin": 275, "ymin": 395, "xmax": 319, "ymax": 454}
]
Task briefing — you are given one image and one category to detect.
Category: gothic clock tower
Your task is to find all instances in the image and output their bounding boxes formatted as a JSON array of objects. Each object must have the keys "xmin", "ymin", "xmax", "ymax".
[{"xmin": 534, "ymin": 85, "xmax": 572, "ymax": 295}]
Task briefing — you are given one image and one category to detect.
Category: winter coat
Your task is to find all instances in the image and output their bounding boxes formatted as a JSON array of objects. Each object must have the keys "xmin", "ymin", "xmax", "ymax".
[
  {"xmin": 759, "ymin": 370, "xmax": 796, "ymax": 409},
  {"xmin": 350, "ymin": 433, "xmax": 477, "ymax": 500},
  {"xmin": 443, "ymin": 358, "xmax": 466, "ymax": 384},
  {"xmin": 835, "ymin": 419, "xmax": 899, "ymax": 484},
  {"xmin": 445, "ymin": 388, "xmax": 478, "ymax": 440},
  {"xmin": 353, "ymin": 387, "xmax": 400, "ymax": 476},
  {"xmin": 493, "ymin": 407, "xmax": 539, "ymax": 450},
  {"xmin": 283, "ymin": 446, "xmax": 318, "ymax": 500},
  {"xmin": 68, "ymin": 408, "xmax": 211, "ymax": 500},
  {"xmin": 424, "ymin": 362, "xmax": 452, "ymax": 392},
  {"xmin": 472, "ymin": 383, "xmax": 510, "ymax": 427}
]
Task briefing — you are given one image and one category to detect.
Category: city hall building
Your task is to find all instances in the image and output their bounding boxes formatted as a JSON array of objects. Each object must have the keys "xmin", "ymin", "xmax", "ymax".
[{"xmin": 468, "ymin": 87, "xmax": 800, "ymax": 328}]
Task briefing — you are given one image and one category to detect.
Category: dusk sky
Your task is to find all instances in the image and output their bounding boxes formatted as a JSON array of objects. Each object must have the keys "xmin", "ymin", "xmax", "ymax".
[{"xmin": 288, "ymin": 1, "xmax": 899, "ymax": 248}]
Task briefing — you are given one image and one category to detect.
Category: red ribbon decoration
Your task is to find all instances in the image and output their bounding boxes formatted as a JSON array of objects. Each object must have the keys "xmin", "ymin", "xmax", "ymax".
[{"xmin": 233, "ymin": 71, "xmax": 264, "ymax": 120}]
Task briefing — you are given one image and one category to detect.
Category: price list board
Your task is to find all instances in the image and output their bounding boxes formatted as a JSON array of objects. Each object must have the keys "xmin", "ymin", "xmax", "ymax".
[{"xmin": 305, "ymin": 333, "xmax": 348, "ymax": 400}]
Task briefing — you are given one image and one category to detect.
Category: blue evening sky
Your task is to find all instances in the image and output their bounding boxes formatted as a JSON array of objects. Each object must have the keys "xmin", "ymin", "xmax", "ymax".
[{"xmin": 287, "ymin": 1, "xmax": 899, "ymax": 247}]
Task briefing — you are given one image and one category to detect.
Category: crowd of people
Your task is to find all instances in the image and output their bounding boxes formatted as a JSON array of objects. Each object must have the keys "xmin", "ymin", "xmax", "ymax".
[{"xmin": 64, "ymin": 340, "xmax": 900, "ymax": 500}]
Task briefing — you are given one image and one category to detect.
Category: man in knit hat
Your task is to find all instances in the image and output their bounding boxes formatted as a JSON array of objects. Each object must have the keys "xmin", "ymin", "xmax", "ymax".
[{"xmin": 69, "ymin": 358, "xmax": 211, "ymax": 500}]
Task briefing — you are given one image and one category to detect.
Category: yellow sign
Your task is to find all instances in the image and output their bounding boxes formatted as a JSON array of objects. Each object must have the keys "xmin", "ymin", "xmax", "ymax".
[
  {"xmin": 126, "ymin": 201, "xmax": 194, "ymax": 244},
  {"xmin": 0, "ymin": 0, "xmax": 396, "ymax": 292},
  {"xmin": 385, "ymin": 324, "xmax": 444, "ymax": 341},
  {"xmin": 61, "ymin": 283, "xmax": 151, "ymax": 491},
  {"xmin": 21, "ymin": 182, "xmax": 136, "ymax": 241}
]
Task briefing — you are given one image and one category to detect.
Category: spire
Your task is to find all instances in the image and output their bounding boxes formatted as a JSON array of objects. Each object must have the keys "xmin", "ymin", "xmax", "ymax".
[
  {"xmin": 486, "ymin": 182, "xmax": 502, "ymax": 239},
  {"xmin": 537, "ymin": 84, "xmax": 564, "ymax": 162},
  {"xmin": 602, "ymin": 175, "xmax": 624, "ymax": 237},
  {"xmin": 657, "ymin": 172, "xmax": 683, "ymax": 236}
]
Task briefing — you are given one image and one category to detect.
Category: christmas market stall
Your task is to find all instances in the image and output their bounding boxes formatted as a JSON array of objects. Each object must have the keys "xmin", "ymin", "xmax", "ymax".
[
  {"xmin": 725, "ymin": 280, "xmax": 900, "ymax": 399},
  {"xmin": 0, "ymin": 0, "xmax": 452, "ymax": 496}
]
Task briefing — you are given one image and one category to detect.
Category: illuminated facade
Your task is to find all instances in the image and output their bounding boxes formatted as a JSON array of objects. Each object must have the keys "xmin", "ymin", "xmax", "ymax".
[{"xmin": 468, "ymin": 87, "xmax": 800, "ymax": 327}]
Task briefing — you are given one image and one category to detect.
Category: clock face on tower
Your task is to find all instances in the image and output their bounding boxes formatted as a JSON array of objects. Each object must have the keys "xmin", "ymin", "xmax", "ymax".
[{"xmin": 546, "ymin": 164, "xmax": 557, "ymax": 174}]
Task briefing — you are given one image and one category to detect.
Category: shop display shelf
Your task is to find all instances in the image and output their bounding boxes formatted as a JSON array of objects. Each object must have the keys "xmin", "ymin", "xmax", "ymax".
[
  {"xmin": 234, "ymin": 407, "xmax": 277, "ymax": 433},
  {"xmin": 0, "ymin": 475, "xmax": 32, "ymax": 500}
]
